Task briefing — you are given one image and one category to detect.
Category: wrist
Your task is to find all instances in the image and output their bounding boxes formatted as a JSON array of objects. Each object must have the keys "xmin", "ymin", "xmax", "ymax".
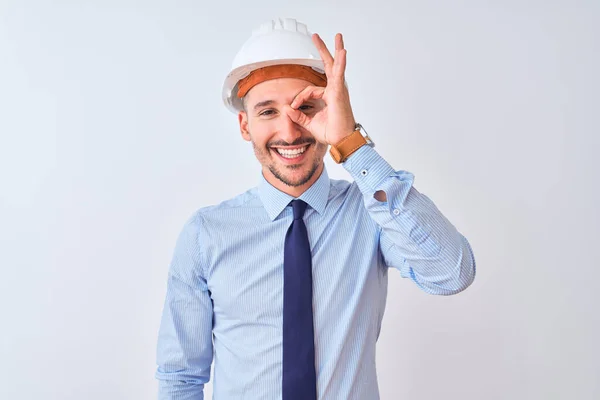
[{"xmin": 327, "ymin": 118, "xmax": 357, "ymax": 145}]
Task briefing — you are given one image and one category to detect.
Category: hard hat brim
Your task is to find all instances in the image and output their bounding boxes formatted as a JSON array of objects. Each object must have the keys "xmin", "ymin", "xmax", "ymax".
[{"xmin": 222, "ymin": 58, "xmax": 325, "ymax": 114}]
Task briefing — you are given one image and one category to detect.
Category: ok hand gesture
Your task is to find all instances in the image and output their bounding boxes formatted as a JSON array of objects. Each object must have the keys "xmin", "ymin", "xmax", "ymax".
[{"xmin": 284, "ymin": 33, "xmax": 357, "ymax": 146}]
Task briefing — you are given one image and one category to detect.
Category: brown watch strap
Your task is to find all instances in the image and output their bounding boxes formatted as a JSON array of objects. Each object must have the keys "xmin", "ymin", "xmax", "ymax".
[{"xmin": 329, "ymin": 129, "xmax": 367, "ymax": 164}]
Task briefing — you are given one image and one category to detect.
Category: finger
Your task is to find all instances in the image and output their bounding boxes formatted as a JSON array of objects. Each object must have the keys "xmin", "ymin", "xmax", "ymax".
[
  {"xmin": 312, "ymin": 33, "xmax": 334, "ymax": 76},
  {"xmin": 332, "ymin": 47, "xmax": 347, "ymax": 82},
  {"xmin": 283, "ymin": 104, "xmax": 311, "ymax": 129},
  {"xmin": 290, "ymin": 86, "xmax": 325, "ymax": 109},
  {"xmin": 335, "ymin": 33, "xmax": 344, "ymax": 51},
  {"xmin": 331, "ymin": 33, "xmax": 347, "ymax": 83}
]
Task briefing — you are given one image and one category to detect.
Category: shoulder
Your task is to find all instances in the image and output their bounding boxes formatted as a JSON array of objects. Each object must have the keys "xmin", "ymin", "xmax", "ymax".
[
  {"xmin": 182, "ymin": 186, "xmax": 262, "ymax": 230},
  {"xmin": 198, "ymin": 187, "xmax": 260, "ymax": 215},
  {"xmin": 329, "ymin": 176, "xmax": 362, "ymax": 200}
]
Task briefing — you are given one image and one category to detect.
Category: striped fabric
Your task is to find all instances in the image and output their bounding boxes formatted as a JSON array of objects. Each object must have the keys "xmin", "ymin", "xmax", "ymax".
[{"xmin": 156, "ymin": 145, "xmax": 476, "ymax": 399}]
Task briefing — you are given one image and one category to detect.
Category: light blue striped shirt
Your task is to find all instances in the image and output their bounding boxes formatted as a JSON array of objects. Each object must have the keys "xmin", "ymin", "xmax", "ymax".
[{"xmin": 156, "ymin": 145, "xmax": 476, "ymax": 399}]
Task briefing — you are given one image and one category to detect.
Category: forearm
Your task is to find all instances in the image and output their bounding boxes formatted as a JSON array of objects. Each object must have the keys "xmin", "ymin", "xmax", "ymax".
[
  {"xmin": 342, "ymin": 145, "xmax": 476, "ymax": 294},
  {"xmin": 156, "ymin": 271, "xmax": 213, "ymax": 399}
]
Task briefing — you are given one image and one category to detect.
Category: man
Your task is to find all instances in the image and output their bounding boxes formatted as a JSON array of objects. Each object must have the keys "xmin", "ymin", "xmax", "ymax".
[{"xmin": 156, "ymin": 18, "xmax": 476, "ymax": 400}]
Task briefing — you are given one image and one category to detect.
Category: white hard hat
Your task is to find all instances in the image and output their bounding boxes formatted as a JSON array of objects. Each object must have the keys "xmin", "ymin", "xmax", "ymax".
[{"xmin": 222, "ymin": 18, "xmax": 326, "ymax": 113}]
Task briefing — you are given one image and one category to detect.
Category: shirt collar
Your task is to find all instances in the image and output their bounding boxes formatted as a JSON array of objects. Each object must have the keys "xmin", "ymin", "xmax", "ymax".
[{"xmin": 258, "ymin": 166, "xmax": 330, "ymax": 221}]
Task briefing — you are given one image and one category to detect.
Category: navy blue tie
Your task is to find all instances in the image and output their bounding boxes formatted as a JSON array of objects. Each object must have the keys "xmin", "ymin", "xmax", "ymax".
[{"xmin": 282, "ymin": 199, "xmax": 317, "ymax": 400}]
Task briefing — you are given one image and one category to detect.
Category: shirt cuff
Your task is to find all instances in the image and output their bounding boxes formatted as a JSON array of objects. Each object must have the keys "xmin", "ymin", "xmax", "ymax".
[{"xmin": 341, "ymin": 145, "xmax": 396, "ymax": 194}]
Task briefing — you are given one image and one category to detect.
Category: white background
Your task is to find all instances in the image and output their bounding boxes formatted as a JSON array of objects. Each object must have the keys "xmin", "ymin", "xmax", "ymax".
[{"xmin": 1, "ymin": 1, "xmax": 598, "ymax": 399}]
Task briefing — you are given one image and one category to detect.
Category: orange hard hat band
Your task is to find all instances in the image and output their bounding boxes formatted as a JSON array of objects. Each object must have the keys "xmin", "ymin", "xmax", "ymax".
[{"xmin": 237, "ymin": 65, "xmax": 327, "ymax": 98}]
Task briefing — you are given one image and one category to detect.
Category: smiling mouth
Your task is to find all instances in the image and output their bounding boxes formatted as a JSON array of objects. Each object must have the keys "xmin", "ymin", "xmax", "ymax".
[{"xmin": 271, "ymin": 143, "xmax": 311, "ymax": 160}]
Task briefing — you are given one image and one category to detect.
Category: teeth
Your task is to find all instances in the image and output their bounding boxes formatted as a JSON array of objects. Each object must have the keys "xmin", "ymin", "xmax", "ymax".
[{"xmin": 275, "ymin": 145, "xmax": 308, "ymax": 158}]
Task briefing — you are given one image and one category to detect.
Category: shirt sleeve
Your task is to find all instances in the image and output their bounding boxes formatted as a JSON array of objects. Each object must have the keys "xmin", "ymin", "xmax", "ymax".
[
  {"xmin": 156, "ymin": 211, "xmax": 214, "ymax": 399},
  {"xmin": 342, "ymin": 145, "xmax": 476, "ymax": 295}
]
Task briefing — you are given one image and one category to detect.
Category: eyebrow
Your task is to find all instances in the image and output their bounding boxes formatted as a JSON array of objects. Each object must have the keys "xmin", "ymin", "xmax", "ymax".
[
  {"xmin": 253, "ymin": 100, "xmax": 275, "ymax": 111},
  {"xmin": 251, "ymin": 89, "xmax": 314, "ymax": 112}
]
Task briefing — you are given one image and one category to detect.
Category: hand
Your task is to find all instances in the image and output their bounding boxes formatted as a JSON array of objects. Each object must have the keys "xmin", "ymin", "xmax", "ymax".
[{"xmin": 283, "ymin": 33, "xmax": 356, "ymax": 146}]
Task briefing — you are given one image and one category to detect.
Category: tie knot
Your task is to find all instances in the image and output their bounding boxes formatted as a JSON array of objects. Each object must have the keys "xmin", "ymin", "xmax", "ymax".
[{"xmin": 291, "ymin": 199, "xmax": 308, "ymax": 220}]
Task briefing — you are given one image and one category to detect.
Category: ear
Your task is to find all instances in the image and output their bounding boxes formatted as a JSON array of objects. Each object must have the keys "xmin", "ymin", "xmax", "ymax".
[{"xmin": 238, "ymin": 111, "xmax": 251, "ymax": 142}]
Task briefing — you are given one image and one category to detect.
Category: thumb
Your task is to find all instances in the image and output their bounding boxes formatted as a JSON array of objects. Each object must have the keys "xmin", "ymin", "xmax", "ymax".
[{"xmin": 283, "ymin": 105, "xmax": 311, "ymax": 129}]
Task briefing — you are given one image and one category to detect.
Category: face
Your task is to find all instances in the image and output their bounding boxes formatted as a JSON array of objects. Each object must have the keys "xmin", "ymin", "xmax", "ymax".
[{"xmin": 238, "ymin": 78, "xmax": 328, "ymax": 191}]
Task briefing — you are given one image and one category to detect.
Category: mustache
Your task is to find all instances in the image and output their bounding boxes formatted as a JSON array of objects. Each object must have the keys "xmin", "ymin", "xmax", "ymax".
[{"xmin": 268, "ymin": 137, "xmax": 316, "ymax": 148}]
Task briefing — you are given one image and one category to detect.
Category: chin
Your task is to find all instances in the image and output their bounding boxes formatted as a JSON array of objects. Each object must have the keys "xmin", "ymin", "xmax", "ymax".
[{"xmin": 270, "ymin": 163, "xmax": 320, "ymax": 188}]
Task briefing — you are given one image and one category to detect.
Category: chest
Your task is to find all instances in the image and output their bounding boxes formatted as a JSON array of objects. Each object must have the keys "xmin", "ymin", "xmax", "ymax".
[{"xmin": 202, "ymin": 206, "xmax": 385, "ymax": 333}]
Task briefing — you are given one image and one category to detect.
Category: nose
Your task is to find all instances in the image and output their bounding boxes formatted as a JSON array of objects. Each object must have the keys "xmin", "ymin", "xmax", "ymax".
[{"xmin": 278, "ymin": 112, "xmax": 303, "ymax": 145}]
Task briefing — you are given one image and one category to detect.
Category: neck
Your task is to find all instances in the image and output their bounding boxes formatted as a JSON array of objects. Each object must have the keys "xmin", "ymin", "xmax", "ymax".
[{"xmin": 263, "ymin": 163, "xmax": 324, "ymax": 198}]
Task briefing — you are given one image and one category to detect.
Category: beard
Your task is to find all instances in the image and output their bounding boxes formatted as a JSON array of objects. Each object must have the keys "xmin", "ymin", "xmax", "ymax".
[
  {"xmin": 268, "ymin": 155, "xmax": 321, "ymax": 187},
  {"xmin": 251, "ymin": 137, "xmax": 326, "ymax": 188}
]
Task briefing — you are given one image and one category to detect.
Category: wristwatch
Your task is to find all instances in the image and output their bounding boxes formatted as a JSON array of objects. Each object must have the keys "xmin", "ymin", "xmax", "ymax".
[{"xmin": 329, "ymin": 123, "xmax": 375, "ymax": 164}]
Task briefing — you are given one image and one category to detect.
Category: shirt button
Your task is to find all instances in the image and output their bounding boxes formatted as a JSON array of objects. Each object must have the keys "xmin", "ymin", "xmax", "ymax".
[
  {"xmin": 393, "ymin": 208, "xmax": 400, "ymax": 215},
  {"xmin": 361, "ymin": 169, "xmax": 368, "ymax": 176}
]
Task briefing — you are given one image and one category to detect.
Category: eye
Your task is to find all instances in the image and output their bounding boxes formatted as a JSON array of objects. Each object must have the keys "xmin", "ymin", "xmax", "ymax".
[
  {"xmin": 298, "ymin": 104, "xmax": 314, "ymax": 112},
  {"xmin": 259, "ymin": 109, "xmax": 276, "ymax": 116}
]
